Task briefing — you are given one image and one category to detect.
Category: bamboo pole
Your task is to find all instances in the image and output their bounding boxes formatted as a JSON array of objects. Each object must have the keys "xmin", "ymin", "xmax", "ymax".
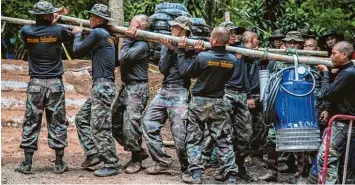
[
  {"xmin": 59, "ymin": 16, "xmax": 335, "ymax": 66},
  {"xmin": 61, "ymin": 16, "xmax": 330, "ymax": 57},
  {"xmin": 61, "ymin": 15, "xmax": 90, "ymax": 27},
  {"xmin": 4, "ymin": 16, "xmax": 354, "ymax": 67},
  {"xmin": 1, "ymin": 16, "xmax": 93, "ymax": 32},
  {"xmin": 258, "ymin": 48, "xmax": 328, "ymax": 57},
  {"xmin": 1, "ymin": 16, "xmax": 126, "ymax": 39},
  {"xmin": 107, "ymin": 25, "xmax": 335, "ymax": 67}
]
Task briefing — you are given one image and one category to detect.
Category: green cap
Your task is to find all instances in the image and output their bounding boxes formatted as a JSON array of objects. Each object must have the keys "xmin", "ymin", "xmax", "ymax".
[
  {"xmin": 282, "ymin": 31, "xmax": 304, "ymax": 42},
  {"xmin": 269, "ymin": 29, "xmax": 285, "ymax": 40},
  {"xmin": 219, "ymin": 21, "xmax": 246, "ymax": 34},
  {"xmin": 168, "ymin": 16, "xmax": 192, "ymax": 31},
  {"xmin": 29, "ymin": 1, "xmax": 60, "ymax": 15},
  {"xmin": 88, "ymin": 4, "xmax": 115, "ymax": 21}
]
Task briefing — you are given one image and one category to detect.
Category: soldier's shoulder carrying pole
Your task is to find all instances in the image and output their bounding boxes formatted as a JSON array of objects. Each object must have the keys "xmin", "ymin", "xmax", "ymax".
[
  {"xmin": 107, "ymin": 25, "xmax": 334, "ymax": 67},
  {"xmin": 60, "ymin": 16, "xmax": 334, "ymax": 67}
]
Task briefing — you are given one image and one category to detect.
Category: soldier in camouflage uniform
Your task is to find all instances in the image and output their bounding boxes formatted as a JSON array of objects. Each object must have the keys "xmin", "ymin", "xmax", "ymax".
[
  {"xmin": 141, "ymin": 16, "xmax": 193, "ymax": 175},
  {"xmin": 111, "ymin": 14, "xmax": 151, "ymax": 174},
  {"xmin": 201, "ymin": 22, "xmax": 253, "ymax": 177},
  {"xmin": 180, "ymin": 27, "xmax": 238, "ymax": 184},
  {"xmin": 317, "ymin": 41, "xmax": 355, "ymax": 184},
  {"xmin": 15, "ymin": 1, "xmax": 72, "ymax": 174},
  {"xmin": 242, "ymin": 31, "xmax": 268, "ymax": 168},
  {"xmin": 222, "ymin": 25, "xmax": 254, "ymax": 181},
  {"xmin": 72, "ymin": 4, "xmax": 120, "ymax": 177}
]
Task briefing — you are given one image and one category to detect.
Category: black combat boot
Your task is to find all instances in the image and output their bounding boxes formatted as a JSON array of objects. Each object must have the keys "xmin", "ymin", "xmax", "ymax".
[{"xmin": 15, "ymin": 149, "xmax": 34, "ymax": 174}]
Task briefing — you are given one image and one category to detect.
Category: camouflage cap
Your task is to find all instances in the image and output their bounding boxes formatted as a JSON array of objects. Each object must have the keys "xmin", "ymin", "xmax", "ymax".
[
  {"xmin": 168, "ymin": 16, "xmax": 192, "ymax": 31},
  {"xmin": 269, "ymin": 29, "xmax": 285, "ymax": 40},
  {"xmin": 219, "ymin": 21, "xmax": 246, "ymax": 34},
  {"xmin": 282, "ymin": 31, "xmax": 304, "ymax": 42},
  {"xmin": 88, "ymin": 4, "xmax": 115, "ymax": 21},
  {"xmin": 29, "ymin": 1, "xmax": 60, "ymax": 15}
]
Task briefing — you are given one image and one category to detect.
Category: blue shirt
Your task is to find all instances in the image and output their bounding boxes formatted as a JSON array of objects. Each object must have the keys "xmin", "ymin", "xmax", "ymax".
[{"xmin": 73, "ymin": 25, "xmax": 115, "ymax": 80}]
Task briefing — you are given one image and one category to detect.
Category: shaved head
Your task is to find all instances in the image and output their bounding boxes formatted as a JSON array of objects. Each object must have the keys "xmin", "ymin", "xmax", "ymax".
[
  {"xmin": 210, "ymin": 27, "xmax": 230, "ymax": 46},
  {"xmin": 305, "ymin": 38, "xmax": 318, "ymax": 47},
  {"xmin": 304, "ymin": 38, "xmax": 319, "ymax": 51},
  {"xmin": 334, "ymin": 41, "xmax": 354, "ymax": 60},
  {"xmin": 242, "ymin": 31, "xmax": 257, "ymax": 43},
  {"xmin": 242, "ymin": 31, "xmax": 259, "ymax": 49},
  {"xmin": 131, "ymin": 14, "xmax": 150, "ymax": 30}
]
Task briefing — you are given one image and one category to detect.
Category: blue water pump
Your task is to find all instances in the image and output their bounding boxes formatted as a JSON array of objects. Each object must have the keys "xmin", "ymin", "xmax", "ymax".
[{"xmin": 274, "ymin": 56, "xmax": 322, "ymax": 152}]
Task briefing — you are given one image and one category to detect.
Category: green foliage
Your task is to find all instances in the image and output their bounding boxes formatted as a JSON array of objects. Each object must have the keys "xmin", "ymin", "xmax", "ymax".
[
  {"xmin": 275, "ymin": 0, "xmax": 309, "ymax": 32},
  {"xmin": 124, "ymin": 0, "xmax": 160, "ymax": 21},
  {"xmin": 1, "ymin": 0, "xmax": 354, "ymax": 54}
]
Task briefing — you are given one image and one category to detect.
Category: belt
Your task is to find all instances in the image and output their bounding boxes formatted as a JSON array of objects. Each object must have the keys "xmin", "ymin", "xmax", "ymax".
[
  {"xmin": 162, "ymin": 84, "xmax": 185, "ymax": 88},
  {"xmin": 225, "ymin": 87, "xmax": 244, "ymax": 92},
  {"xmin": 125, "ymin": 80, "xmax": 148, "ymax": 85},
  {"xmin": 30, "ymin": 76, "xmax": 62, "ymax": 80},
  {"xmin": 94, "ymin": 78, "xmax": 114, "ymax": 83}
]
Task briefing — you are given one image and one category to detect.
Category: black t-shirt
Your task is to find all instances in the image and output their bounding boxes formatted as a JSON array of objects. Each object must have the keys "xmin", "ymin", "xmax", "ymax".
[
  {"xmin": 21, "ymin": 20, "xmax": 73, "ymax": 78},
  {"xmin": 178, "ymin": 46, "xmax": 235, "ymax": 98}
]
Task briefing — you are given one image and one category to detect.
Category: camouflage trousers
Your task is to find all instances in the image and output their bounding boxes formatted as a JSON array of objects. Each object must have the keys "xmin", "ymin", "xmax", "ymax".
[
  {"xmin": 201, "ymin": 124, "xmax": 217, "ymax": 167},
  {"xmin": 186, "ymin": 96, "xmax": 237, "ymax": 177},
  {"xmin": 223, "ymin": 89, "xmax": 252, "ymax": 158},
  {"xmin": 111, "ymin": 82, "xmax": 149, "ymax": 153},
  {"xmin": 317, "ymin": 121, "xmax": 355, "ymax": 184},
  {"xmin": 75, "ymin": 79, "xmax": 119, "ymax": 167},
  {"xmin": 20, "ymin": 78, "xmax": 68, "ymax": 150},
  {"xmin": 201, "ymin": 90, "xmax": 252, "ymax": 166},
  {"xmin": 249, "ymin": 95, "xmax": 267, "ymax": 157},
  {"xmin": 142, "ymin": 85, "xmax": 189, "ymax": 170}
]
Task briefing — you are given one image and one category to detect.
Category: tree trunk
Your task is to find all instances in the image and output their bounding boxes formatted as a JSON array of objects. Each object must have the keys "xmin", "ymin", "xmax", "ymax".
[
  {"xmin": 109, "ymin": 0, "xmax": 124, "ymax": 49},
  {"xmin": 204, "ymin": 0, "xmax": 215, "ymax": 27}
]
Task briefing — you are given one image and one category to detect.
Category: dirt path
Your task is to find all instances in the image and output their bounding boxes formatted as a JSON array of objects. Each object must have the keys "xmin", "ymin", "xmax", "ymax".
[
  {"xmin": 1, "ymin": 127, "xmax": 185, "ymax": 184},
  {"xmin": 2, "ymin": 127, "xmax": 288, "ymax": 184}
]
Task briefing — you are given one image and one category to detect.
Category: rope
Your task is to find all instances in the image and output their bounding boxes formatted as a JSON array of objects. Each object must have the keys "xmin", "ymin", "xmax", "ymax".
[
  {"xmin": 261, "ymin": 48, "xmax": 269, "ymax": 60},
  {"xmin": 286, "ymin": 48, "xmax": 297, "ymax": 55}
]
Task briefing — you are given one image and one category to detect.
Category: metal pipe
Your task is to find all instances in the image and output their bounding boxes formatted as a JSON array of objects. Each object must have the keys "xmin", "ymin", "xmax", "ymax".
[
  {"xmin": 320, "ymin": 114, "xmax": 355, "ymax": 184},
  {"xmin": 342, "ymin": 120, "xmax": 353, "ymax": 185},
  {"xmin": 293, "ymin": 54, "xmax": 299, "ymax": 81}
]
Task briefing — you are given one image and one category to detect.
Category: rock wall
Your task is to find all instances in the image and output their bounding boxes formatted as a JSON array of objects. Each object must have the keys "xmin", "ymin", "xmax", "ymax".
[{"xmin": 1, "ymin": 59, "xmax": 163, "ymax": 127}]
